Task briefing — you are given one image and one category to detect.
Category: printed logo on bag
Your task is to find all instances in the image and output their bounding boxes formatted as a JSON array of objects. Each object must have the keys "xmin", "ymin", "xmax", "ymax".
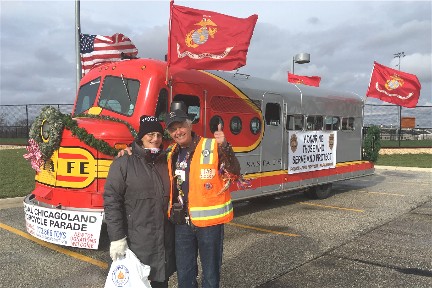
[{"xmin": 111, "ymin": 265, "xmax": 130, "ymax": 287}]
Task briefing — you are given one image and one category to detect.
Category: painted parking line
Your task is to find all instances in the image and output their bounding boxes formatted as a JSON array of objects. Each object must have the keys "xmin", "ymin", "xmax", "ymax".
[
  {"xmin": 297, "ymin": 202, "xmax": 364, "ymax": 213},
  {"xmin": 0, "ymin": 222, "xmax": 109, "ymax": 269},
  {"xmin": 376, "ymin": 180, "xmax": 431, "ymax": 186},
  {"xmin": 367, "ymin": 191, "xmax": 406, "ymax": 197},
  {"xmin": 227, "ymin": 222, "xmax": 301, "ymax": 237}
]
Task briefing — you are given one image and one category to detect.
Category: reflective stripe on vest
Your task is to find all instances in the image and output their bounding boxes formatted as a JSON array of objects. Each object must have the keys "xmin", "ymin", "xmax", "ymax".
[
  {"xmin": 200, "ymin": 138, "xmax": 215, "ymax": 165},
  {"xmin": 189, "ymin": 200, "xmax": 233, "ymax": 221}
]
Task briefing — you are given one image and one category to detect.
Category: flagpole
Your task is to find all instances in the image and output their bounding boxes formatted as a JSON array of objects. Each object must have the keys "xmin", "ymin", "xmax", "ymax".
[
  {"xmin": 394, "ymin": 52, "xmax": 405, "ymax": 147},
  {"xmin": 166, "ymin": 0, "xmax": 174, "ymax": 90},
  {"xmin": 75, "ymin": 0, "xmax": 82, "ymax": 92}
]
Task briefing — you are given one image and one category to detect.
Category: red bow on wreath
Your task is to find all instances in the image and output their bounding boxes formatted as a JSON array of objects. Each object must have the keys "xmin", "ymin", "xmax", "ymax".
[{"xmin": 23, "ymin": 139, "xmax": 44, "ymax": 172}]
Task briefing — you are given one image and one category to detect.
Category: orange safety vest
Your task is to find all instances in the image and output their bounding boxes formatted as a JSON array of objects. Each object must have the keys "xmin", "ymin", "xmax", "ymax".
[{"xmin": 167, "ymin": 138, "xmax": 233, "ymax": 227}]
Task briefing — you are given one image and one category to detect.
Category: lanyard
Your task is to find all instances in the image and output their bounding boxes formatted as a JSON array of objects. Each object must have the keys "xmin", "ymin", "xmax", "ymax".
[{"xmin": 175, "ymin": 149, "xmax": 190, "ymax": 206}]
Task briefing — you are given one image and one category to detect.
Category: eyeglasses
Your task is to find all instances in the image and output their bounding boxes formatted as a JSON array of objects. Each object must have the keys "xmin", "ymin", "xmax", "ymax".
[{"xmin": 145, "ymin": 132, "xmax": 163, "ymax": 139}]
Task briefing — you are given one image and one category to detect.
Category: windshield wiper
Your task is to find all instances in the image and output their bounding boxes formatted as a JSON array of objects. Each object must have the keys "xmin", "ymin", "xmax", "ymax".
[{"xmin": 120, "ymin": 73, "xmax": 132, "ymax": 102}]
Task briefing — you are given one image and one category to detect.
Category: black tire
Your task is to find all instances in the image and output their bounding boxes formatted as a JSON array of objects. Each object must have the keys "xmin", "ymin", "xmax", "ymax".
[{"xmin": 305, "ymin": 183, "xmax": 333, "ymax": 199}]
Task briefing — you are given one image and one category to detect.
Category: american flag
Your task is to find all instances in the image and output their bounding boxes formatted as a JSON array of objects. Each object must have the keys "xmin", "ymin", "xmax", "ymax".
[{"xmin": 80, "ymin": 33, "xmax": 138, "ymax": 76}]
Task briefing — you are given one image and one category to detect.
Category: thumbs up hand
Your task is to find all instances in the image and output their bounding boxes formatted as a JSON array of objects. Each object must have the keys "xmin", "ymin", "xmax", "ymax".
[{"xmin": 214, "ymin": 123, "xmax": 227, "ymax": 146}]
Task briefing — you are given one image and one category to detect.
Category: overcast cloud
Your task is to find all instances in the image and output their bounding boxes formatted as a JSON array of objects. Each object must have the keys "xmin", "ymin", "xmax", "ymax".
[{"xmin": 1, "ymin": 0, "xmax": 431, "ymax": 107}]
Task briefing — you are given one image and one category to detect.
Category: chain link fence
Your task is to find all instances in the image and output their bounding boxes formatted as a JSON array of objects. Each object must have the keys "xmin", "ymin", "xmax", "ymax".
[
  {"xmin": 0, "ymin": 104, "xmax": 73, "ymax": 139},
  {"xmin": 364, "ymin": 104, "xmax": 432, "ymax": 147},
  {"xmin": 364, "ymin": 104, "xmax": 432, "ymax": 128},
  {"xmin": 1, "ymin": 103, "xmax": 431, "ymax": 146}
]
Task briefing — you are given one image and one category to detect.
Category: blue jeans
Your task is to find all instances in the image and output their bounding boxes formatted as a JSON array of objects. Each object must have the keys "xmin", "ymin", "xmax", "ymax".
[{"xmin": 175, "ymin": 223, "xmax": 224, "ymax": 288}]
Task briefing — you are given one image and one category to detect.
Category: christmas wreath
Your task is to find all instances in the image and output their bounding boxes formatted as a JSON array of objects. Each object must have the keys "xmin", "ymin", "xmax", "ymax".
[
  {"xmin": 27, "ymin": 106, "xmax": 138, "ymax": 166},
  {"xmin": 29, "ymin": 106, "xmax": 65, "ymax": 161}
]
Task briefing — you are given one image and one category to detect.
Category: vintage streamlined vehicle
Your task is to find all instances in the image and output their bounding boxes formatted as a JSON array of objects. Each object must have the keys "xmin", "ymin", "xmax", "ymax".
[{"xmin": 23, "ymin": 57, "xmax": 373, "ymax": 248}]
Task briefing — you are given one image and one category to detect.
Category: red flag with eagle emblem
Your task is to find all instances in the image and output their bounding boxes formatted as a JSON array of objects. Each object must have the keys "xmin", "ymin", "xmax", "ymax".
[
  {"xmin": 168, "ymin": 2, "xmax": 258, "ymax": 70},
  {"xmin": 366, "ymin": 61, "xmax": 421, "ymax": 108},
  {"xmin": 288, "ymin": 73, "xmax": 321, "ymax": 87}
]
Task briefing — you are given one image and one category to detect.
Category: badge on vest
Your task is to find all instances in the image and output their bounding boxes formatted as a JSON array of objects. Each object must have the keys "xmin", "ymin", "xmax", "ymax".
[
  {"xmin": 200, "ymin": 168, "xmax": 216, "ymax": 179},
  {"xmin": 204, "ymin": 183, "xmax": 213, "ymax": 190},
  {"xmin": 175, "ymin": 169, "xmax": 186, "ymax": 181},
  {"xmin": 202, "ymin": 149, "xmax": 210, "ymax": 157}
]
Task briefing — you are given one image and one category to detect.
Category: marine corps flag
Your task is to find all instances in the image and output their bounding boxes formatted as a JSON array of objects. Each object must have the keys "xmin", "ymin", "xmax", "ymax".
[
  {"xmin": 366, "ymin": 61, "xmax": 421, "ymax": 108},
  {"xmin": 288, "ymin": 73, "xmax": 321, "ymax": 87},
  {"xmin": 168, "ymin": 1, "xmax": 258, "ymax": 70}
]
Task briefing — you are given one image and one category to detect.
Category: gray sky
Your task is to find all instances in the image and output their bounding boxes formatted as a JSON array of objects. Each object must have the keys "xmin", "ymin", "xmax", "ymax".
[{"xmin": 1, "ymin": 0, "xmax": 431, "ymax": 106}]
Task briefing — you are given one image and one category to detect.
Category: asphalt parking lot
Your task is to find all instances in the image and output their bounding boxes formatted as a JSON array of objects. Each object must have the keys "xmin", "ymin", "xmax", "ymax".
[{"xmin": 1, "ymin": 167, "xmax": 431, "ymax": 288}]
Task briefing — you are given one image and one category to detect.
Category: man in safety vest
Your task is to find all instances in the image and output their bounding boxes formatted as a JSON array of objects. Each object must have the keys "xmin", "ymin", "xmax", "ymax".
[{"xmin": 165, "ymin": 105, "xmax": 240, "ymax": 288}]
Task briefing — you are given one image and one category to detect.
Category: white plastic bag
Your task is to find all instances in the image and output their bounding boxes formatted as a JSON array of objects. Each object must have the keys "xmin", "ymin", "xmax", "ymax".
[{"xmin": 104, "ymin": 248, "xmax": 152, "ymax": 288}]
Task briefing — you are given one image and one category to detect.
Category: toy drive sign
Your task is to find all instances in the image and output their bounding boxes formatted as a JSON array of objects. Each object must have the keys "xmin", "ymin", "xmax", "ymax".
[{"xmin": 24, "ymin": 202, "xmax": 104, "ymax": 249}]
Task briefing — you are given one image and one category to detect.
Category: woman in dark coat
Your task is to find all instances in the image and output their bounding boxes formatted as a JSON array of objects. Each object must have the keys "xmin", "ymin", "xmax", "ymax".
[{"xmin": 104, "ymin": 115, "xmax": 175, "ymax": 288}]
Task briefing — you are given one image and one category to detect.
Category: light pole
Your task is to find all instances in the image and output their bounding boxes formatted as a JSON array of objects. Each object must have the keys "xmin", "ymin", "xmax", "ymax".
[
  {"xmin": 292, "ymin": 53, "xmax": 310, "ymax": 74},
  {"xmin": 394, "ymin": 52, "xmax": 405, "ymax": 70},
  {"xmin": 394, "ymin": 51, "xmax": 405, "ymax": 147}
]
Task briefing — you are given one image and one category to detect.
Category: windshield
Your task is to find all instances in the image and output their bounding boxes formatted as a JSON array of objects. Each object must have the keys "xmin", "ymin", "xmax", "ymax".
[
  {"xmin": 74, "ymin": 78, "xmax": 101, "ymax": 115},
  {"xmin": 98, "ymin": 76, "xmax": 140, "ymax": 116}
]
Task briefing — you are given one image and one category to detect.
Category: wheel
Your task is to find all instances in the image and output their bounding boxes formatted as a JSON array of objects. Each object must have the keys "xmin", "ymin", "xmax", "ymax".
[{"xmin": 305, "ymin": 183, "xmax": 333, "ymax": 199}]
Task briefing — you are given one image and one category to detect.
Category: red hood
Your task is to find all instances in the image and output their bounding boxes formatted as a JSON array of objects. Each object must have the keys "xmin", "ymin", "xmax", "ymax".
[{"xmin": 64, "ymin": 117, "xmax": 135, "ymax": 142}]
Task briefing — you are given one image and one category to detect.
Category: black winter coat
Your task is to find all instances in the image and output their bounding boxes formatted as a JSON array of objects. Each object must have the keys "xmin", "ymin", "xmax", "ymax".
[{"xmin": 104, "ymin": 142, "xmax": 176, "ymax": 282}]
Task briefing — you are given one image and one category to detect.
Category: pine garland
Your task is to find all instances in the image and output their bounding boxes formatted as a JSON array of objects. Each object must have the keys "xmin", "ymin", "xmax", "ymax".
[
  {"xmin": 363, "ymin": 125, "xmax": 381, "ymax": 162},
  {"xmin": 74, "ymin": 113, "xmax": 138, "ymax": 139},
  {"xmin": 29, "ymin": 106, "xmax": 138, "ymax": 160},
  {"xmin": 61, "ymin": 115, "xmax": 120, "ymax": 156}
]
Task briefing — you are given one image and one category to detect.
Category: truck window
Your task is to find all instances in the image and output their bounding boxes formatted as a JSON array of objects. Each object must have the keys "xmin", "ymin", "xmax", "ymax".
[
  {"xmin": 286, "ymin": 114, "xmax": 304, "ymax": 130},
  {"xmin": 324, "ymin": 116, "xmax": 340, "ymax": 130},
  {"xmin": 155, "ymin": 89, "xmax": 168, "ymax": 122},
  {"xmin": 306, "ymin": 115, "xmax": 323, "ymax": 130},
  {"xmin": 265, "ymin": 103, "xmax": 280, "ymax": 126},
  {"xmin": 74, "ymin": 78, "xmax": 100, "ymax": 115},
  {"xmin": 342, "ymin": 117, "xmax": 355, "ymax": 130},
  {"xmin": 173, "ymin": 94, "xmax": 200, "ymax": 124},
  {"xmin": 98, "ymin": 76, "xmax": 140, "ymax": 116}
]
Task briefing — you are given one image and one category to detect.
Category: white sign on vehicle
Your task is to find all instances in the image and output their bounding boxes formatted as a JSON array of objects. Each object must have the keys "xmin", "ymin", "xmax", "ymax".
[
  {"xmin": 23, "ymin": 202, "xmax": 104, "ymax": 249},
  {"xmin": 288, "ymin": 131, "xmax": 337, "ymax": 174}
]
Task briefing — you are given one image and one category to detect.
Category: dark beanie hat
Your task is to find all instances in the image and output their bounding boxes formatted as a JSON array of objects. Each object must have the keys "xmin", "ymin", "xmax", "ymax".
[{"xmin": 137, "ymin": 115, "xmax": 163, "ymax": 140}]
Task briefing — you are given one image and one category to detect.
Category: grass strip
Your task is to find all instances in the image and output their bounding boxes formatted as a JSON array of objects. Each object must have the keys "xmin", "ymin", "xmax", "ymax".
[
  {"xmin": 376, "ymin": 153, "xmax": 432, "ymax": 168},
  {"xmin": 0, "ymin": 148, "xmax": 35, "ymax": 199}
]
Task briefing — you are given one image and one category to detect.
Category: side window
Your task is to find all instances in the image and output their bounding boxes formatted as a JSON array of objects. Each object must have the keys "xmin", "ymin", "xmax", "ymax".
[
  {"xmin": 348, "ymin": 117, "xmax": 354, "ymax": 130},
  {"xmin": 265, "ymin": 103, "xmax": 281, "ymax": 126},
  {"xmin": 250, "ymin": 117, "xmax": 261, "ymax": 135},
  {"xmin": 173, "ymin": 94, "xmax": 200, "ymax": 124},
  {"xmin": 342, "ymin": 117, "xmax": 355, "ymax": 130},
  {"xmin": 324, "ymin": 116, "xmax": 340, "ymax": 130},
  {"xmin": 306, "ymin": 115, "xmax": 323, "ymax": 130},
  {"xmin": 230, "ymin": 116, "xmax": 242, "ymax": 135},
  {"xmin": 155, "ymin": 89, "xmax": 168, "ymax": 122},
  {"xmin": 286, "ymin": 115, "xmax": 304, "ymax": 130},
  {"xmin": 209, "ymin": 115, "xmax": 224, "ymax": 133}
]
